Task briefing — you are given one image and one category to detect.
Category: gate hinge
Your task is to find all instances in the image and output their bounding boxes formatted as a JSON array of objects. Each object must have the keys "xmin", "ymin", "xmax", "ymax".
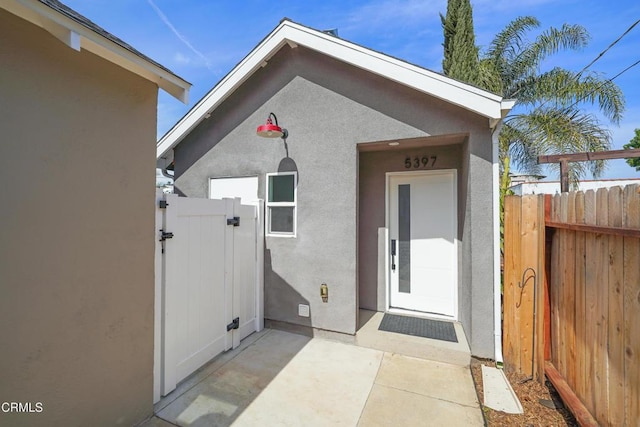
[
  {"xmin": 159, "ymin": 229, "xmax": 174, "ymax": 241},
  {"xmin": 226, "ymin": 317, "xmax": 240, "ymax": 331},
  {"xmin": 227, "ymin": 216, "xmax": 240, "ymax": 227},
  {"xmin": 159, "ymin": 200, "xmax": 169, "ymax": 209}
]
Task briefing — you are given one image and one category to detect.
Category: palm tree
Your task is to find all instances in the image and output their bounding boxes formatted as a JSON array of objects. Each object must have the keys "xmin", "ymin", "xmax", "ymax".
[{"xmin": 478, "ymin": 17, "xmax": 624, "ymax": 192}]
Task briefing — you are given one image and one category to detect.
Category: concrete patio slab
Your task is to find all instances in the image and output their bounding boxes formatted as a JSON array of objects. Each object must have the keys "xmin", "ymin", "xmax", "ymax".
[
  {"xmin": 358, "ymin": 383, "xmax": 484, "ymax": 427},
  {"xmin": 375, "ymin": 353, "xmax": 480, "ymax": 407},
  {"xmin": 148, "ymin": 325, "xmax": 483, "ymax": 427},
  {"xmin": 154, "ymin": 329, "xmax": 271, "ymax": 414},
  {"xmin": 156, "ymin": 330, "xmax": 311, "ymax": 426},
  {"xmin": 233, "ymin": 338, "xmax": 382, "ymax": 426},
  {"xmin": 137, "ymin": 416, "xmax": 177, "ymax": 427}
]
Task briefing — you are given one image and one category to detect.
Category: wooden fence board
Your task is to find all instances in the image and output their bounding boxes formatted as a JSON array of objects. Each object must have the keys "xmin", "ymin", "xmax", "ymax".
[
  {"xmin": 544, "ymin": 195, "xmax": 553, "ymax": 363},
  {"xmin": 607, "ymin": 186, "xmax": 624, "ymax": 427},
  {"xmin": 594, "ymin": 188, "xmax": 609, "ymax": 424},
  {"xmin": 535, "ymin": 197, "xmax": 546, "ymax": 383},
  {"xmin": 583, "ymin": 189, "xmax": 597, "ymax": 414},
  {"xmin": 556, "ymin": 193, "xmax": 568, "ymax": 380},
  {"xmin": 574, "ymin": 191, "xmax": 587, "ymax": 404},
  {"xmin": 551, "ymin": 194, "xmax": 561, "ymax": 369},
  {"xmin": 623, "ymin": 185, "xmax": 640, "ymax": 426},
  {"xmin": 565, "ymin": 192, "xmax": 577, "ymax": 390},
  {"xmin": 503, "ymin": 195, "xmax": 522, "ymax": 373}
]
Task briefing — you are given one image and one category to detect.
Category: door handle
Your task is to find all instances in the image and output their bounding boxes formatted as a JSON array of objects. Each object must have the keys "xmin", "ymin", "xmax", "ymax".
[{"xmin": 391, "ymin": 239, "xmax": 396, "ymax": 271}]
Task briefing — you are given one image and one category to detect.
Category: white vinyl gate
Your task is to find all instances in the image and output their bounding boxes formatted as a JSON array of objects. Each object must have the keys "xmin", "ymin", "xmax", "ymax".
[{"xmin": 154, "ymin": 192, "xmax": 264, "ymax": 400}]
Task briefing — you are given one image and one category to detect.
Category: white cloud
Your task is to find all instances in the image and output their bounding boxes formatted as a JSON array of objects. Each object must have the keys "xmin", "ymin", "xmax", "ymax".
[{"xmin": 173, "ymin": 52, "xmax": 192, "ymax": 65}]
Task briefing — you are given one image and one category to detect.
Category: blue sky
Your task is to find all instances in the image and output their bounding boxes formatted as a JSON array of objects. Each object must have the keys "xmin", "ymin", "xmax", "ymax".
[{"xmin": 63, "ymin": 0, "xmax": 640, "ymax": 179}]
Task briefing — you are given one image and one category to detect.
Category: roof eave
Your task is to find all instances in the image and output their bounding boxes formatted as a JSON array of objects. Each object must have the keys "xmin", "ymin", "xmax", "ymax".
[
  {"xmin": 3, "ymin": 0, "xmax": 191, "ymax": 103},
  {"xmin": 157, "ymin": 29, "xmax": 291, "ymax": 158},
  {"xmin": 156, "ymin": 19, "xmax": 512, "ymax": 158},
  {"xmin": 277, "ymin": 22, "xmax": 505, "ymax": 117},
  {"xmin": 489, "ymin": 99, "xmax": 516, "ymax": 130}
]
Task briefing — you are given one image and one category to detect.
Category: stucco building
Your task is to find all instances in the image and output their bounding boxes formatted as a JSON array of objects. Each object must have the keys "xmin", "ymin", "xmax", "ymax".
[
  {"xmin": 0, "ymin": 1, "xmax": 189, "ymax": 425},
  {"xmin": 158, "ymin": 20, "xmax": 513, "ymax": 359}
]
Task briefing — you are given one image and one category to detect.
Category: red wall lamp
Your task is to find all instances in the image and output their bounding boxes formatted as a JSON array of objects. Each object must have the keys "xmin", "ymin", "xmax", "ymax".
[{"xmin": 256, "ymin": 112, "xmax": 288, "ymax": 139}]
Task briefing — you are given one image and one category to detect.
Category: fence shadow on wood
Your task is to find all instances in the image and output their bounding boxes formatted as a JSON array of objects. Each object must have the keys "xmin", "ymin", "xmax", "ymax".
[{"xmin": 503, "ymin": 185, "xmax": 640, "ymax": 427}]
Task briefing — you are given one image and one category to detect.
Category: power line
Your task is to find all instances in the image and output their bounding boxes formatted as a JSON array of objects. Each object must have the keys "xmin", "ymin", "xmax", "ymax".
[
  {"xmin": 519, "ymin": 18, "xmax": 640, "ymax": 112},
  {"xmin": 558, "ymin": 57, "xmax": 640, "ymax": 114},
  {"xmin": 576, "ymin": 19, "xmax": 640, "ymax": 77},
  {"xmin": 609, "ymin": 58, "xmax": 640, "ymax": 81}
]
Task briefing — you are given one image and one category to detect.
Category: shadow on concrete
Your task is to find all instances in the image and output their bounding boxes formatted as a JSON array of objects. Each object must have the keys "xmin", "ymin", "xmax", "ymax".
[
  {"xmin": 152, "ymin": 250, "xmax": 311, "ymax": 427},
  {"xmin": 153, "ymin": 330, "xmax": 311, "ymax": 427},
  {"xmin": 356, "ymin": 308, "xmax": 377, "ymax": 332}
]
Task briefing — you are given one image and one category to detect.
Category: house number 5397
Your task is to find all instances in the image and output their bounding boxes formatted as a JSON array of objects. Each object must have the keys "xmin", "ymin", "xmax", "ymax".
[{"xmin": 405, "ymin": 156, "xmax": 437, "ymax": 169}]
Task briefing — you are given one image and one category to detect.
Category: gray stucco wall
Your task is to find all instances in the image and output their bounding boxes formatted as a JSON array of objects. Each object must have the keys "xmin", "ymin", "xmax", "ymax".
[
  {"xmin": 0, "ymin": 10, "xmax": 157, "ymax": 426},
  {"xmin": 174, "ymin": 45, "xmax": 496, "ymax": 357},
  {"xmin": 467, "ymin": 133, "xmax": 496, "ymax": 357}
]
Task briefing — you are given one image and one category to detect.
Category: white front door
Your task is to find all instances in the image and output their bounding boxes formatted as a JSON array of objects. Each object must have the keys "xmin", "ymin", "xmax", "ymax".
[{"xmin": 388, "ymin": 170, "xmax": 457, "ymax": 317}]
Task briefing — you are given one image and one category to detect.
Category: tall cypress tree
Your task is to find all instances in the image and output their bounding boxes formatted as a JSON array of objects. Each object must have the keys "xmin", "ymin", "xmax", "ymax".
[{"xmin": 440, "ymin": 0, "xmax": 480, "ymax": 85}]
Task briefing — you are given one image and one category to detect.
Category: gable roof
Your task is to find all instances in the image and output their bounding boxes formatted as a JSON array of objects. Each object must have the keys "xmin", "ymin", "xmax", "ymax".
[
  {"xmin": 157, "ymin": 19, "xmax": 514, "ymax": 159},
  {"xmin": 2, "ymin": 0, "xmax": 190, "ymax": 103}
]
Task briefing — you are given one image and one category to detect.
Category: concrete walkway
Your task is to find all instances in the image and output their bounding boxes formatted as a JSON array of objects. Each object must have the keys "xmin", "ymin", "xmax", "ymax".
[{"xmin": 143, "ymin": 326, "xmax": 483, "ymax": 427}]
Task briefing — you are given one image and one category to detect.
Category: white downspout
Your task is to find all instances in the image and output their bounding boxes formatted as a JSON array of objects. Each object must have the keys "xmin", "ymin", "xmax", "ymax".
[{"xmin": 492, "ymin": 121, "xmax": 504, "ymax": 366}]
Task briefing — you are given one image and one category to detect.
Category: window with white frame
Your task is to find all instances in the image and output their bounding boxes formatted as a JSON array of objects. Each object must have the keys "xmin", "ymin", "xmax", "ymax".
[{"xmin": 266, "ymin": 172, "xmax": 297, "ymax": 236}]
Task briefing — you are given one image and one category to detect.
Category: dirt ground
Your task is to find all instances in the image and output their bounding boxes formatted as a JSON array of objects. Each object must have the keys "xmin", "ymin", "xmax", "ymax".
[{"xmin": 470, "ymin": 358, "xmax": 578, "ymax": 426}]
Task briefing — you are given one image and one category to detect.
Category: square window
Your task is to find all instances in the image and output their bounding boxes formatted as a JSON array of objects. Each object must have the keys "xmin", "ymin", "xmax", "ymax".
[
  {"xmin": 268, "ymin": 174, "xmax": 295, "ymax": 202},
  {"xmin": 266, "ymin": 172, "xmax": 297, "ymax": 237}
]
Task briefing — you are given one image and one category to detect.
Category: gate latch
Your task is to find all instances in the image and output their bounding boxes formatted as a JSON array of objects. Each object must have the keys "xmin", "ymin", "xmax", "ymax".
[
  {"xmin": 227, "ymin": 217, "xmax": 240, "ymax": 227},
  {"xmin": 159, "ymin": 230, "xmax": 174, "ymax": 241},
  {"xmin": 226, "ymin": 317, "xmax": 240, "ymax": 331}
]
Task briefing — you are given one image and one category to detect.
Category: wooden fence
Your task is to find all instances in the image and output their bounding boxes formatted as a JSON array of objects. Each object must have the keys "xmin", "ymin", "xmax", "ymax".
[{"xmin": 503, "ymin": 185, "xmax": 640, "ymax": 426}]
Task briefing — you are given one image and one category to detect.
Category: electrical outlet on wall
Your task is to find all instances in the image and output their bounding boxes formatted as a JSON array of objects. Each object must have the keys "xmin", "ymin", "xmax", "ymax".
[{"xmin": 298, "ymin": 304, "xmax": 310, "ymax": 317}]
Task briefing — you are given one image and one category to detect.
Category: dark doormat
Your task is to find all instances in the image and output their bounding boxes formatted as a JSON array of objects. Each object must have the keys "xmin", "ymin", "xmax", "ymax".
[{"xmin": 378, "ymin": 313, "xmax": 458, "ymax": 343}]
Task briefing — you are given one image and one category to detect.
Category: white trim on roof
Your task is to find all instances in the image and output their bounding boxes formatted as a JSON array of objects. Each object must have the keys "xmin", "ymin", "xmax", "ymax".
[
  {"xmin": 157, "ymin": 19, "xmax": 513, "ymax": 158},
  {"xmin": 2, "ymin": 0, "xmax": 190, "ymax": 103}
]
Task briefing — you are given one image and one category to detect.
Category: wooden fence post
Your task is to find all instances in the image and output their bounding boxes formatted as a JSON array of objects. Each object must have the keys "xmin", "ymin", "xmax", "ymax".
[{"xmin": 503, "ymin": 194, "xmax": 545, "ymax": 379}]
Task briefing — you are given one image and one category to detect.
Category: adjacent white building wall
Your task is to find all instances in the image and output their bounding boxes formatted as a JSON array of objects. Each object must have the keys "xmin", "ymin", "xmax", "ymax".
[
  {"xmin": 209, "ymin": 176, "xmax": 259, "ymax": 205},
  {"xmin": 510, "ymin": 178, "xmax": 640, "ymax": 195}
]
